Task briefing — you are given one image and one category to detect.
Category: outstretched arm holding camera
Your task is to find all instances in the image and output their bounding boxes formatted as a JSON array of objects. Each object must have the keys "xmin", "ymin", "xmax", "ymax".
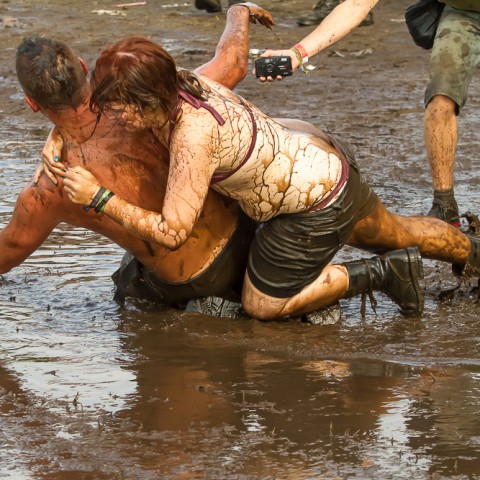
[{"xmin": 257, "ymin": 0, "xmax": 379, "ymax": 81}]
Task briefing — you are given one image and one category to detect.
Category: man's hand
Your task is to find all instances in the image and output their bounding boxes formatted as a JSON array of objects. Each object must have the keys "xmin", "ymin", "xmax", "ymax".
[
  {"xmin": 34, "ymin": 127, "xmax": 66, "ymax": 185},
  {"xmin": 63, "ymin": 166, "xmax": 101, "ymax": 206},
  {"xmin": 237, "ymin": 3, "xmax": 275, "ymax": 29}
]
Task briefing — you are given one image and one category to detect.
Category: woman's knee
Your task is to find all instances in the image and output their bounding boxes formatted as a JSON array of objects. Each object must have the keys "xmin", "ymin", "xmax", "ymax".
[
  {"xmin": 242, "ymin": 294, "xmax": 283, "ymax": 321},
  {"xmin": 241, "ymin": 279, "xmax": 288, "ymax": 321}
]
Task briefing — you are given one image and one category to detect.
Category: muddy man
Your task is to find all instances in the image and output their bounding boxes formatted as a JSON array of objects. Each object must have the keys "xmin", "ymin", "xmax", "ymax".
[{"xmin": 4, "ymin": 4, "xmax": 274, "ymax": 318}]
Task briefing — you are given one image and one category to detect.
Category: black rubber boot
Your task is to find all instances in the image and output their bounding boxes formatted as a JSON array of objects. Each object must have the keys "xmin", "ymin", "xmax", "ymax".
[
  {"xmin": 195, "ymin": 0, "xmax": 222, "ymax": 13},
  {"xmin": 297, "ymin": 0, "xmax": 374, "ymax": 27},
  {"xmin": 428, "ymin": 188, "xmax": 460, "ymax": 228},
  {"xmin": 344, "ymin": 247, "xmax": 424, "ymax": 315},
  {"xmin": 452, "ymin": 237, "xmax": 480, "ymax": 277}
]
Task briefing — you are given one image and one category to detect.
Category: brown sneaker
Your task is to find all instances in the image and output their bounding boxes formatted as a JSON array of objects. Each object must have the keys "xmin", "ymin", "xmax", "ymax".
[{"xmin": 428, "ymin": 200, "xmax": 460, "ymax": 228}]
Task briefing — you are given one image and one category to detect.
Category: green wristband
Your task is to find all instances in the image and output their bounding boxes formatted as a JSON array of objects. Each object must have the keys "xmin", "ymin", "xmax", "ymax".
[{"xmin": 95, "ymin": 191, "xmax": 115, "ymax": 213}]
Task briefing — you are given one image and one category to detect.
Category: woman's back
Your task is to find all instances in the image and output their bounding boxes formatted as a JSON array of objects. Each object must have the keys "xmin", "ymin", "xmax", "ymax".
[{"xmin": 172, "ymin": 76, "xmax": 345, "ymax": 221}]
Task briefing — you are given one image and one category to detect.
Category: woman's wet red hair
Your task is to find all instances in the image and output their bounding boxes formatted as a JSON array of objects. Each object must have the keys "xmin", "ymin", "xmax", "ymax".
[{"xmin": 90, "ymin": 36, "xmax": 205, "ymax": 120}]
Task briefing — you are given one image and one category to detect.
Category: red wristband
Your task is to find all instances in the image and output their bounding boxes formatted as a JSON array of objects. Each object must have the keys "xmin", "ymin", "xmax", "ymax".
[{"xmin": 294, "ymin": 43, "xmax": 309, "ymax": 61}]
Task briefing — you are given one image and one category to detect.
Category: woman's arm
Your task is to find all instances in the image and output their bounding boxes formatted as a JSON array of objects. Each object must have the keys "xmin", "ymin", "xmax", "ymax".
[
  {"xmin": 258, "ymin": 0, "xmax": 380, "ymax": 81},
  {"xmin": 34, "ymin": 127, "xmax": 65, "ymax": 185},
  {"xmin": 63, "ymin": 115, "xmax": 219, "ymax": 251}
]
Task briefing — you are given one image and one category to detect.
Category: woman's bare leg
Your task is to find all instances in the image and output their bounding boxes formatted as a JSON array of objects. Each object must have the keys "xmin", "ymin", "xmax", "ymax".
[
  {"xmin": 348, "ymin": 201, "xmax": 470, "ymax": 263},
  {"xmin": 242, "ymin": 200, "xmax": 470, "ymax": 321},
  {"xmin": 242, "ymin": 264, "xmax": 348, "ymax": 320},
  {"xmin": 242, "ymin": 246, "xmax": 424, "ymax": 321}
]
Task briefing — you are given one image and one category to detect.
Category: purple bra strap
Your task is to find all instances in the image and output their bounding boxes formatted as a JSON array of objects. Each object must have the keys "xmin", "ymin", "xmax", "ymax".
[
  {"xmin": 168, "ymin": 89, "xmax": 226, "ymax": 146},
  {"xmin": 178, "ymin": 90, "xmax": 226, "ymax": 125}
]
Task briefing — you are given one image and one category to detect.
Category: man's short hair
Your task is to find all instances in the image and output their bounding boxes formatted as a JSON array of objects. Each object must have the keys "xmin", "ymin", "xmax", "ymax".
[{"xmin": 16, "ymin": 36, "xmax": 87, "ymax": 110}]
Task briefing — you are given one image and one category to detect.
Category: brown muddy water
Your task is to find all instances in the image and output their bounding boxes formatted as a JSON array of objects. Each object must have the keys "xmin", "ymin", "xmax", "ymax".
[{"xmin": 1, "ymin": 0, "xmax": 480, "ymax": 478}]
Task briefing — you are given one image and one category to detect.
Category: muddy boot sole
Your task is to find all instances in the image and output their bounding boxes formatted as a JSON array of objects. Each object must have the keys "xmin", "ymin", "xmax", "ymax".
[
  {"xmin": 303, "ymin": 302, "xmax": 341, "ymax": 325},
  {"xmin": 185, "ymin": 296, "xmax": 243, "ymax": 319}
]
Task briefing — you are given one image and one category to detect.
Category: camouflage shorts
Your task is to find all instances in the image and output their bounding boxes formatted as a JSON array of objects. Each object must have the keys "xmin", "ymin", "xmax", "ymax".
[{"xmin": 425, "ymin": 6, "xmax": 480, "ymax": 112}]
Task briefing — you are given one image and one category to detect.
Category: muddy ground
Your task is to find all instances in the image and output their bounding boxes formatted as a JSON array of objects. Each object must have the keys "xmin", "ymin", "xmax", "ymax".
[{"xmin": 1, "ymin": 0, "xmax": 480, "ymax": 479}]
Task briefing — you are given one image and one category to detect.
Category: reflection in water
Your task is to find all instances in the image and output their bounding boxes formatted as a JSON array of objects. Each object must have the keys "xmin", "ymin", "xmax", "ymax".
[
  {"xmin": 0, "ymin": 199, "xmax": 136, "ymax": 415},
  {"xmin": 108, "ymin": 316, "xmax": 480, "ymax": 478},
  {"xmin": 1, "ymin": 119, "xmax": 480, "ymax": 477}
]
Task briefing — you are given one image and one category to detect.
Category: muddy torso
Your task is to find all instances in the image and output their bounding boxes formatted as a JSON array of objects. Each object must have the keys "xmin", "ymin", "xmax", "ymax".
[{"xmin": 56, "ymin": 118, "xmax": 238, "ymax": 282}]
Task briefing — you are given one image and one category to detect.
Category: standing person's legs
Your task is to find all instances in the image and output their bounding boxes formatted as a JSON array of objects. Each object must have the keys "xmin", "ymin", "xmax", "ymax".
[
  {"xmin": 424, "ymin": 7, "xmax": 480, "ymax": 226},
  {"xmin": 425, "ymin": 95, "xmax": 459, "ymax": 225}
]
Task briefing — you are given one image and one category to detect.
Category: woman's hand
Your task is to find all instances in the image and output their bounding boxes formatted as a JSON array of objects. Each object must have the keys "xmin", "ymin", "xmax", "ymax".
[
  {"xmin": 35, "ymin": 127, "xmax": 66, "ymax": 185},
  {"xmin": 254, "ymin": 49, "xmax": 299, "ymax": 82},
  {"xmin": 63, "ymin": 166, "xmax": 102, "ymax": 206}
]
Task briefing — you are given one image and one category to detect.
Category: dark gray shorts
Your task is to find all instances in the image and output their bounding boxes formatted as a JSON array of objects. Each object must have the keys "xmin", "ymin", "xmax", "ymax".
[
  {"xmin": 112, "ymin": 212, "xmax": 255, "ymax": 306},
  {"xmin": 246, "ymin": 137, "xmax": 378, "ymax": 299},
  {"xmin": 425, "ymin": 6, "xmax": 480, "ymax": 112}
]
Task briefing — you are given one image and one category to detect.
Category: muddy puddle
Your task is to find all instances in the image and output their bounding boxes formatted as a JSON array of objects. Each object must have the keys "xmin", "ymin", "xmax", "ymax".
[{"xmin": 1, "ymin": 0, "xmax": 480, "ymax": 478}]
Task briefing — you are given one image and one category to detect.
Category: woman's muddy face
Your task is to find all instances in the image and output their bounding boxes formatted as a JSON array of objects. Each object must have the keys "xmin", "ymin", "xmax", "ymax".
[{"xmin": 105, "ymin": 103, "xmax": 149, "ymax": 131}]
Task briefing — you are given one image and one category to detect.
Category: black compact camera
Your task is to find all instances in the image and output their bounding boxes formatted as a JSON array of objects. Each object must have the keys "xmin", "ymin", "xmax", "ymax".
[{"xmin": 255, "ymin": 56, "xmax": 293, "ymax": 78}]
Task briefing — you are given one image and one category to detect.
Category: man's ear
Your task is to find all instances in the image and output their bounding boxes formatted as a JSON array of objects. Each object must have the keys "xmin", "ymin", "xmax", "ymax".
[
  {"xmin": 24, "ymin": 94, "xmax": 40, "ymax": 113},
  {"xmin": 78, "ymin": 57, "xmax": 88, "ymax": 75}
]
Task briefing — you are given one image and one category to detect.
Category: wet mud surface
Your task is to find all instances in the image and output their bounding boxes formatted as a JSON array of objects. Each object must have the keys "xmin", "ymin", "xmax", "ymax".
[{"xmin": 1, "ymin": 0, "xmax": 480, "ymax": 478}]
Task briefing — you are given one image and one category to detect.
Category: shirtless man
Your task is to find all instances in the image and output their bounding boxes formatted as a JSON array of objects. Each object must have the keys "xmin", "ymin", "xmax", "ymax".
[{"xmin": 1, "ymin": 4, "xmax": 272, "ymax": 317}]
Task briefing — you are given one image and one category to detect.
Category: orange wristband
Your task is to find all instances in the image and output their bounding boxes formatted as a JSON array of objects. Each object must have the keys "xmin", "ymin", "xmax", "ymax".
[{"xmin": 294, "ymin": 43, "xmax": 309, "ymax": 62}]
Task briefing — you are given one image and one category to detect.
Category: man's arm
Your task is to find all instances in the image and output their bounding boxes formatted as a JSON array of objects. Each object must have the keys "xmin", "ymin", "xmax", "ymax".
[
  {"xmin": 0, "ymin": 182, "xmax": 63, "ymax": 274},
  {"xmin": 195, "ymin": 3, "xmax": 274, "ymax": 89}
]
